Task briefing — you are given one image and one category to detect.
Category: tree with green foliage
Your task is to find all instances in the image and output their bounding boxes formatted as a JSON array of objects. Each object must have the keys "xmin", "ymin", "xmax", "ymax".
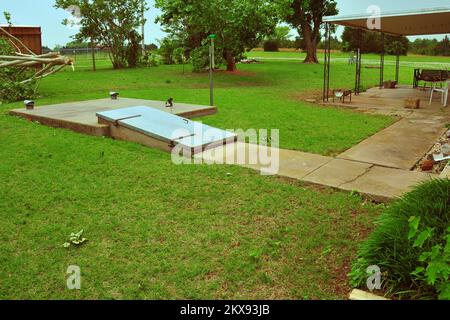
[
  {"xmin": 409, "ymin": 38, "xmax": 439, "ymax": 56},
  {"xmin": 54, "ymin": 0, "xmax": 146, "ymax": 69},
  {"xmin": 272, "ymin": 26, "xmax": 293, "ymax": 45},
  {"xmin": 263, "ymin": 25, "xmax": 294, "ymax": 51},
  {"xmin": 317, "ymin": 35, "xmax": 342, "ymax": 51},
  {"xmin": 342, "ymin": 27, "xmax": 409, "ymax": 55},
  {"xmin": 275, "ymin": 0, "xmax": 338, "ymax": 63},
  {"xmin": 155, "ymin": 0, "xmax": 277, "ymax": 71},
  {"xmin": 434, "ymin": 36, "xmax": 450, "ymax": 57},
  {"xmin": 63, "ymin": 40, "xmax": 90, "ymax": 49}
]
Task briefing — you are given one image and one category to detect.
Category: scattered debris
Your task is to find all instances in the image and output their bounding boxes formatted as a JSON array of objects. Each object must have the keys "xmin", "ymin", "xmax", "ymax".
[
  {"xmin": 415, "ymin": 129, "xmax": 450, "ymax": 174},
  {"xmin": 433, "ymin": 153, "xmax": 450, "ymax": 162},
  {"xmin": 349, "ymin": 289, "xmax": 389, "ymax": 300},
  {"xmin": 239, "ymin": 58, "xmax": 261, "ymax": 64},
  {"xmin": 420, "ymin": 159, "xmax": 434, "ymax": 171},
  {"xmin": 383, "ymin": 80, "xmax": 397, "ymax": 89},
  {"xmin": 404, "ymin": 98, "xmax": 420, "ymax": 109},
  {"xmin": 63, "ymin": 230, "xmax": 88, "ymax": 248},
  {"xmin": 165, "ymin": 97, "xmax": 174, "ymax": 108}
]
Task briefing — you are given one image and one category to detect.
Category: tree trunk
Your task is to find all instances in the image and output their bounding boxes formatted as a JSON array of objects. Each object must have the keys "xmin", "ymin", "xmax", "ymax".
[
  {"xmin": 303, "ymin": 39, "xmax": 318, "ymax": 63},
  {"xmin": 225, "ymin": 50, "xmax": 236, "ymax": 72},
  {"xmin": 300, "ymin": 23, "xmax": 319, "ymax": 64},
  {"xmin": 90, "ymin": 40, "xmax": 96, "ymax": 72}
]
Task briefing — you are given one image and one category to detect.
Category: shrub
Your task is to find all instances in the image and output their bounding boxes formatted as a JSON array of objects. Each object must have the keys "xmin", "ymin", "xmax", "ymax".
[
  {"xmin": 158, "ymin": 38, "xmax": 180, "ymax": 65},
  {"xmin": 190, "ymin": 45, "xmax": 210, "ymax": 72},
  {"xmin": 349, "ymin": 179, "xmax": 450, "ymax": 299},
  {"xmin": 190, "ymin": 44, "xmax": 224, "ymax": 73},
  {"xmin": 172, "ymin": 47, "xmax": 186, "ymax": 65},
  {"xmin": 263, "ymin": 40, "xmax": 279, "ymax": 52},
  {"xmin": 0, "ymin": 80, "xmax": 37, "ymax": 103},
  {"xmin": 140, "ymin": 51, "xmax": 160, "ymax": 67}
]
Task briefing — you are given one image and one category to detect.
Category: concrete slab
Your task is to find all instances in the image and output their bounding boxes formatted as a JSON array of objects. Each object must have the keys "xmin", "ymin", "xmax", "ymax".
[
  {"xmin": 323, "ymin": 86, "xmax": 450, "ymax": 117},
  {"xmin": 338, "ymin": 114, "xmax": 448, "ymax": 170},
  {"xmin": 340, "ymin": 166, "xmax": 434, "ymax": 200},
  {"xmin": 198, "ymin": 143, "xmax": 438, "ymax": 200},
  {"xmin": 10, "ymin": 98, "xmax": 217, "ymax": 136},
  {"xmin": 197, "ymin": 142, "xmax": 332, "ymax": 177},
  {"xmin": 303, "ymin": 159, "xmax": 373, "ymax": 188},
  {"xmin": 277, "ymin": 149, "xmax": 332, "ymax": 179}
]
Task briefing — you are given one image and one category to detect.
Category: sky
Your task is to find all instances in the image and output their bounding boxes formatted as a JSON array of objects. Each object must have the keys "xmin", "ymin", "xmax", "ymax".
[{"xmin": 1, "ymin": 0, "xmax": 449, "ymax": 48}]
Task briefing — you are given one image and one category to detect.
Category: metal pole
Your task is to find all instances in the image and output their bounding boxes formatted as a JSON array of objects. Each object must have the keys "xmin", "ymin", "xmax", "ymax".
[
  {"xmin": 380, "ymin": 33, "xmax": 385, "ymax": 88},
  {"xmin": 209, "ymin": 37, "xmax": 214, "ymax": 106},
  {"xmin": 358, "ymin": 49, "xmax": 362, "ymax": 93},
  {"xmin": 355, "ymin": 29, "xmax": 362, "ymax": 95},
  {"xmin": 355, "ymin": 48, "xmax": 361, "ymax": 94},
  {"xmin": 326, "ymin": 23, "xmax": 331, "ymax": 101},
  {"xmin": 323, "ymin": 23, "xmax": 328, "ymax": 102},
  {"xmin": 395, "ymin": 54, "xmax": 400, "ymax": 83}
]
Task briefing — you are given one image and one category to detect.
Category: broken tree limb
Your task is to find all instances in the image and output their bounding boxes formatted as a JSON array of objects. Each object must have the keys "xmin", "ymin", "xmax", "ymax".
[
  {"xmin": 21, "ymin": 64, "xmax": 68, "ymax": 84},
  {"xmin": 0, "ymin": 26, "xmax": 36, "ymax": 56},
  {"xmin": 0, "ymin": 26, "xmax": 73, "ymax": 83}
]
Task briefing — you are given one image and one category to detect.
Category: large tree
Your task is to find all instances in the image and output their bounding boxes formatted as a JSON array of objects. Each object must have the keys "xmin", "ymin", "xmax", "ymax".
[
  {"xmin": 54, "ymin": 0, "xmax": 146, "ymax": 69},
  {"xmin": 342, "ymin": 27, "xmax": 409, "ymax": 55},
  {"xmin": 155, "ymin": 0, "xmax": 277, "ymax": 71},
  {"xmin": 276, "ymin": 0, "xmax": 338, "ymax": 63}
]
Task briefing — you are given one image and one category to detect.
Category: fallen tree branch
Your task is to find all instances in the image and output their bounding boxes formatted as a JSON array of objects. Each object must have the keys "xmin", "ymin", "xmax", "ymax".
[
  {"xmin": 0, "ymin": 26, "xmax": 36, "ymax": 56},
  {"xmin": 0, "ymin": 26, "xmax": 73, "ymax": 84}
]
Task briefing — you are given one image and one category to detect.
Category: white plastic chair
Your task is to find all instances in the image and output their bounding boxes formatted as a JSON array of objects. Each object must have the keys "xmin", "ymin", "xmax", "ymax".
[{"xmin": 429, "ymin": 80, "xmax": 449, "ymax": 107}]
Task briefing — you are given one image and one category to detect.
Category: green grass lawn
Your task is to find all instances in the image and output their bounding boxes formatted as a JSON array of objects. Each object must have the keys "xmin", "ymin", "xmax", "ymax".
[
  {"xmin": 0, "ymin": 119, "xmax": 383, "ymax": 299},
  {"xmin": 2, "ymin": 50, "xmax": 447, "ymax": 299}
]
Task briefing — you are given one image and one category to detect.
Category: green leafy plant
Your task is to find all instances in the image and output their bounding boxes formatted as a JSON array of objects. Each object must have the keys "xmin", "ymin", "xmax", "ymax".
[
  {"xmin": 349, "ymin": 179, "xmax": 450, "ymax": 299},
  {"xmin": 0, "ymin": 38, "xmax": 38, "ymax": 103},
  {"xmin": 141, "ymin": 51, "xmax": 160, "ymax": 67},
  {"xmin": 3, "ymin": 11, "xmax": 12, "ymax": 25},
  {"xmin": 172, "ymin": 47, "xmax": 186, "ymax": 65},
  {"xmin": 409, "ymin": 219, "xmax": 450, "ymax": 300},
  {"xmin": 63, "ymin": 230, "xmax": 88, "ymax": 248}
]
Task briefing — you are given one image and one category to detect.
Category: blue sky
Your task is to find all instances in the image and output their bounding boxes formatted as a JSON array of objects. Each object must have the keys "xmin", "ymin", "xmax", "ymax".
[{"xmin": 1, "ymin": 0, "xmax": 449, "ymax": 48}]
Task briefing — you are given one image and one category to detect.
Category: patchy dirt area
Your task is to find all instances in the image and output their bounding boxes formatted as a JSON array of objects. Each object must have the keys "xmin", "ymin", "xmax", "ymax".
[{"xmin": 415, "ymin": 128, "xmax": 450, "ymax": 174}]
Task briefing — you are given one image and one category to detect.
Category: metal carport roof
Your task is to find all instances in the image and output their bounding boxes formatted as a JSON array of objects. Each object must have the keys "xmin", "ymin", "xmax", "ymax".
[{"xmin": 323, "ymin": 7, "xmax": 450, "ymax": 36}]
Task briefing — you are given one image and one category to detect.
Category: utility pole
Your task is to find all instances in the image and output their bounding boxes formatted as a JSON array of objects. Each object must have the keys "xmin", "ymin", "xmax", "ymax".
[
  {"xmin": 141, "ymin": 0, "xmax": 146, "ymax": 55},
  {"xmin": 208, "ymin": 34, "xmax": 216, "ymax": 107}
]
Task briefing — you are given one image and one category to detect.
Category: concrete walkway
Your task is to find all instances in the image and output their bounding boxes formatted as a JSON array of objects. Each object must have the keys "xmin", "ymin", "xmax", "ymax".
[
  {"xmin": 197, "ymin": 142, "xmax": 435, "ymax": 202},
  {"xmin": 337, "ymin": 113, "xmax": 448, "ymax": 170}
]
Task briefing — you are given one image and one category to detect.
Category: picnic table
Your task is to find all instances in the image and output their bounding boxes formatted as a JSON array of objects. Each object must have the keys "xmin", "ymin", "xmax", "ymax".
[{"xmin": 413, "ymin": 69, "xmax": 449, "ymax": 88}]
